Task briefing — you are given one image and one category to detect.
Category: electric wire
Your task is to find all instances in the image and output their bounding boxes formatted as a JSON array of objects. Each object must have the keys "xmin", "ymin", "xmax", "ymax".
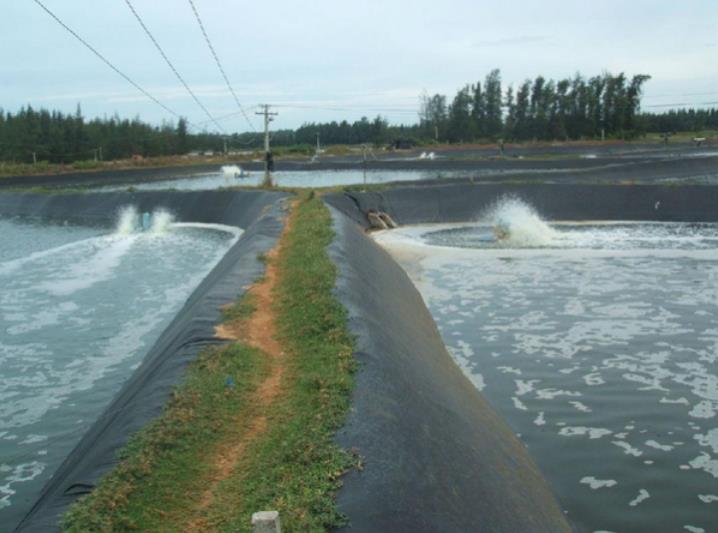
[
  {"xmin": 123, "ymin": 0, "xmax": 225, "ymax": 134},
  {"xmin": 644, "ymin": 101, "xmax": 718, "ymax": 109},
  {"xmin": 32, "ymin": 0, "xmax": 201, "ymax": 131},
  {"xmin": 186, "ymin": 0, "xmax": 257, "ymax": 133}
]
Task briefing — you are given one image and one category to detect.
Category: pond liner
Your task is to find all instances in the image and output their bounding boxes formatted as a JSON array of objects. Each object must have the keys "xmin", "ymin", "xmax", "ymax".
[
  {"xmin": 1, "ymin": 190, "xmax": 289, "ymax": 532},
  {"xmin": 325, "ymin": 205, "xmax": 573, "ymax": 532},
  {"xmin": 325, "ymin": 182, "xmax": 718, "ymax": 227}
]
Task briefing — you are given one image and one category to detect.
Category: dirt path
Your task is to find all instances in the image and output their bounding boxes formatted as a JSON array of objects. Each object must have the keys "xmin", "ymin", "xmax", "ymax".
[{"xmin": 185, "ymin": 204, "xmax": 294, "ymax": 532}]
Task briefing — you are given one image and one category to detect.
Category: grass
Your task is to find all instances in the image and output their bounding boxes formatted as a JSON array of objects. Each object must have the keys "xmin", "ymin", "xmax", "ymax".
[
  {"xmin": 221, "ymin": 292, "xmax": 257, "ymax": 322},
  {"xmin": 62, "ymin": 341, "xmax": 269, "ymax": 532},
  {"xmin": 213, "ymin": 193, "xmax": 357, "ymax": 531},
  {"xmin": 62, "ymin": 192, "xmax": 357, "ymax": 532}
]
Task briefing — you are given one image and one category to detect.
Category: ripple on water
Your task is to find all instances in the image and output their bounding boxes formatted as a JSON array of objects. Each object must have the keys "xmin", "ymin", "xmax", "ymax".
[
  {"xmin": 0, "ymin": 217, "xmax": 240, "ymax": 528},
  {"xmin": 376, "ymin": 219, "xmax": 718, "ymax": 532}
]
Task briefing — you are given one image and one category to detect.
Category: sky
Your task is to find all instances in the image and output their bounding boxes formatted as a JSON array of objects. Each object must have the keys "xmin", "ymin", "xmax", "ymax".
[{"xmin": 2, "ymin": 0, "xmax": 717, "ymax": 134}]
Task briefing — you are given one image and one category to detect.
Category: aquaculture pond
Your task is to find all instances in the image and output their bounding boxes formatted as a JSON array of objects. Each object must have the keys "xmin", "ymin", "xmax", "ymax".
[
  {"xmin": 0, "ymin": 208, "xmax": 239, "ymax": 529},
  {"xmin": 97, "ymin": 166, "xmax": 555, "ymax": 192},
  {"xmin": 376, "ymin": 199, "xmax": 718, "ymax": 533}
]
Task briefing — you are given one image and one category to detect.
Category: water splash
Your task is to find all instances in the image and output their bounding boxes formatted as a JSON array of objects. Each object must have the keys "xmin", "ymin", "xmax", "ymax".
[
  {"xmin": 149, "ymin": 209, "xmax": 175, "ymax": 234},
  {"xmin": 221, "ymin": 165, "xmax": 248, "ymax": 177},
  {"xmin": 115, "ymin": 206, "xmax": 139, "ymax": 235},
  {"xmin": 483, "ymin": 196, "xmax": 558, "ymax": 247},
  {"xmin": 114, "ymin": 206, "xmax": 175, "ymax": 235}
]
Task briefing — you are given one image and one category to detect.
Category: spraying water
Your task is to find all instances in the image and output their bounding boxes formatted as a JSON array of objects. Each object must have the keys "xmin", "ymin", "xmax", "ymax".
[
  {"xmin": 148, "ymin": 209, "xmax": 175, "ymax": 234},
  {"xmin": 221, "ymin": 165, "xmax": 248, "ymax": 178},
  {"xmin": 116, "ymin": 205, "xmax": 139, "ymax": 235},
  {"xmin": 114, "ymin": 206, "xmax": 175, "ymax": 235},
  {"xmin": 483, "ymin": 196, "xmax": 558, "ymax": 247}
]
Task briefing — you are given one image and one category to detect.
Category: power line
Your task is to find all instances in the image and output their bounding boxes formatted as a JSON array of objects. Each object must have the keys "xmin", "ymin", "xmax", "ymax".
[
  {"xmin": 186, "ymin": 0, "xmax": 257, "ymax": 132},
  {"xmin": 32, "ymin": 0, "xmax": 200, "ymax": 131},
  {"xmin": 644, "ymin": 91, "xmax": 718, "ymax": 100},
  {"xmin": 123, "ymin": 0, "xmax": 225, "ymax": 134},
  {"xmin": 644, "ymin": 101, "xmax": 718, "ymax": 109}
]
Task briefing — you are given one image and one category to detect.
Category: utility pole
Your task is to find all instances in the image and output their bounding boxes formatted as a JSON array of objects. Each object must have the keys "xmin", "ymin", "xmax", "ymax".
[
  {"xmin": 32, "ymin": 151, "xmax": 37, "ymax": 165},
  {"xmin": 316, "ymin": 132, "xmax": 320, "ymax": 153},
  {"xmin": 255, "ymin": 104, "xmax": 278, "ymax": 187},
  {"xmin": 223, "ymin": 137, "xmax": 228, "ymax": 155}
]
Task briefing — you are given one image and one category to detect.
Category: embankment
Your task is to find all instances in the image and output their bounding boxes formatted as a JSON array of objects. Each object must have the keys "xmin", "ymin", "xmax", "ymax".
[{"xmin": 0, "ymin": 190, "xmax": 289, "ymax": 532}]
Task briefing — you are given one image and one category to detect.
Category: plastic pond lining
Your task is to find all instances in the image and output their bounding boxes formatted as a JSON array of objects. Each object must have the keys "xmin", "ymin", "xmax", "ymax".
[{"xmin": 0, "ymin": 190, "xmax": 289, "ymax": 532}]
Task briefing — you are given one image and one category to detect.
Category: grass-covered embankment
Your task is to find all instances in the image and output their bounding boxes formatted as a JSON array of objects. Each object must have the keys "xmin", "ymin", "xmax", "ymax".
[{"xmin": 62, "ymin": 192, "xmax": 356, "ymax": 531}]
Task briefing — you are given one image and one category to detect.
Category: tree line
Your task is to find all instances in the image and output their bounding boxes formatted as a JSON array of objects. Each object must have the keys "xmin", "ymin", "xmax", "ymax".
[
  {"xmin": 1, "ymin": 73, "xmax": 716, "ymax": 164},
  {"xmin": 641, "ymin": 108, "xmax": 718, "ymax": 134},
  {"xmin": 0, "ymin": 105, "xmax": 225, "ymax": 164},
  {"xmin": 419, "ymin": 69, "xmax": 654, "ymax": 142}
]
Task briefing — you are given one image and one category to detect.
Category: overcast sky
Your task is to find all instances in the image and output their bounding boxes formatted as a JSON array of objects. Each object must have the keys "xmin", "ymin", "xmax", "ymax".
[{"xmin": 2, "ymin": 0, "xmax": 717, "ymax": 133}]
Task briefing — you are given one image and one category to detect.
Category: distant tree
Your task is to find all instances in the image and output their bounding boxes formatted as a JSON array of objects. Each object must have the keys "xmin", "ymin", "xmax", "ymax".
[
  {"xmin": 420, "ymin": 93, "xmax": 448, "ymax": 141},
  {"xmin": 530, "ymin": 76, "xmax": 548, "ymax": 139},
  {"xmin": 484, "ymin": 69, "xmax": 503, "ymax": 138},
  {"xmin": 176, "ymin": 117, "xmax": 189, "ymax": 154},
  {"xmin": 513, "ymin": 80, "xmax": 532, "ymax": 140},
  {"xmin": 503, "ymin": 85, "xmax": 516, "ymax": 139},
  {"xmin": 471, "ymin": 82, "xmax": 486, "ymax": 137},
  {"xmin": 447, "ymin": 85, "xmax": 473, "ymax": 142},
  {"xmin": 625, "ymin": 74, "xmax": 651, "ymax": 133},
  {"xmin": 587, "ymin": 75, "xmax": 605, "ymax": 138}
]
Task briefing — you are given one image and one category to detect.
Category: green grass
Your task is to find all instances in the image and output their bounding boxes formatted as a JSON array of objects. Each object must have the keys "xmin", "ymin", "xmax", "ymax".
[
  {"xmin": 62, "ymin": 192, "xmax": 357, "ymax": 532},
  {"xmin": 211, "ymin": 193, "xmax": 357, "ymax": 531},
  {"xmin": 62, "ymin": 341, "xmax": 269, "ymax": 532},
  {"xmin": 221, "ymin": 292, "xmax": 257, "ymax": 322}
]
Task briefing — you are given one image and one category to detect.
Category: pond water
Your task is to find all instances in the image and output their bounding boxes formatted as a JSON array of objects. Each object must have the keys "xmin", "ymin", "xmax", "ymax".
[
  {"xmin": 0, "ymin": 209, "xmax": 239, "ymax": 529},
  {"xmin": 98, "ymin": 168, "xmax": 509, "ymax": 191},
  {"xmin": 375, "ymin": 199, "xmax": 718, "ymax": 533}
]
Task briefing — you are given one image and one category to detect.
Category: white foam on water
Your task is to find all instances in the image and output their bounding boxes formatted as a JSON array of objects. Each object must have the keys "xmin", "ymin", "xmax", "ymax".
[
  {"xmin": 580, "ymin": 476, "xmax": 617, "ymax": 489},
  {"xmin": 645, "ymin": 439, "xmax": 674, "ymax": 452},
  {"xmin": 560, "ymin": 426, "xmax": 613, "ymax": 439},
  {"xmin": 612, "ymin": 440, "xmax": 643, "ymax": 457},
  {"xmin": 37, "ymin": 234, "xmax": 139, "ymax": 297},
  {"xmin": 629, "ymin": 489, "xmax": 650, "ymax": 507},
  {"xmin": 0, "ymin": 461, "xmax": 45, "ymax": 510},
  {"xmin": 534, "ymin": 412, "xmax": 546, "ymax": 426},
  {"xmin": 694, "ymin": 429, "xmax": 718, "ymax": 454},
  {"xmin": 688, "ymin": 453, "xmax": 718, "ymax": 478},
  {"xmin": 0, "ymin": 236, "xmax": 101, "ymax": 277},
  {"xmin": 171, "ymin": 222, "xmax": 243, "ymax": 239}
]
